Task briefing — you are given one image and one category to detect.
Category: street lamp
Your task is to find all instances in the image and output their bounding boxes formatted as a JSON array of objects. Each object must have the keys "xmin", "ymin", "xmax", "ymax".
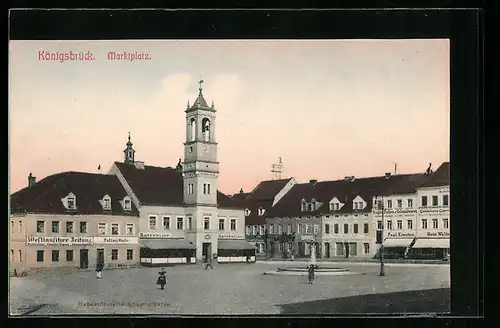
[{"xmin": 375, "ymin": 196, "xmax": 386, "ymax": 277}]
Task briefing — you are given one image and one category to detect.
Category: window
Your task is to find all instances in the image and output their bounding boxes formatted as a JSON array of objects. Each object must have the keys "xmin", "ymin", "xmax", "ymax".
[
  {"xmin": 421, "ymin": 196, "xmax": 428, "ymax": 207},
  {"xmin": 335, "ymin": 215, "xmax": 339, "ymax": 218},
  {"xmin": 103, "ymin": 197, "xmax": 111, "ymax": 210},
  {"xmin": 269, "ymin": 225, "xmax": 275, "ymax": 234},
  {"xmin": 443, "ymin": 218, "xmax": 449, "ymax": 229},
  {"xmin": 37, "ymin": 250, "xmax": 44, "ymax": 262},
  {"xmin": 124, "ymin": 198, "xmax": 132, "ymax": 211},
  {"xmin": 188, "ymin": 184, "xmax": 193, "ymax": 195},
  {"xmin": 334, "ymin": 224, "xmax": 339, "ymax": 234},
  {"xmin": 188, "ymin": 217, "xmax": 193, "ymax": 230},
  {"xmin": 287, "ymin": 224, "xmax": 292, "ymax": 234},
  {"xmin": 126, "ymin": 223, "xmax": 135, "ymax": 235},
  {"xmin": 177, "ymin": 217, "xmax": 184, "ymax": 230},
  {"xmin": 354, "ymin": 214, "xmax": 358, "ymax": 218},
  {"xmin": 276, "ymin": 224, "xmax": 282, "ymax": 234},
  {"xmin": 305, "ymin": 224, "xmax": 311, "ymax": 234},
  {"xmin": 407, "ymin": 220, "xmax": 413, "ymax": 229},
  {"xmin": 149, "ymin": 216, "xmax": 157, "ymax": 230},
  {"xmin": 207, "ymin": 184, "xmax": 211, "ymax": 195},
  {"xmin": 19, "ymin": 221, "xmax": 22, "ymax": 233},
  {"xmin": 397, "ymin": 220, "xmax": 403, "ymax": 229},
  {"xmin": 443, "ymin": 194, "xmax": 449, "ymax": 206},
  {"xmin": 334, "ymin": 203, "xmax": 339, "ymax": 210},
  {"xmin": 364, "ymin": 223, "xmax": 369, "ymax": 234},
  {"xmin": 258, "ymin": 208, "xmax": 265, "ymax": 216},
  {"xmin": 432, "ymin": 219, "xmax": 439, "ymax": 229},
  {"xmin": 330, "ymin": 203, "xmax": 334, "ymax": 211},
  {"xmin": 127, "ymin": 249, "xmax": 133, "ymax": 260},
  {"xmin": 111, "ymin": 224, "xmax": 119, "ymax": 235},
  {"xmin": 37, "ymin": 221, "xmax": 44, "ymax": 233},
  {"xmin": 279, "ymin": 243, "xmax": 283, "ymax": 252},
  {"xmin": 67, "ymin": 197, "xmax": 75, "ymax": 209},
  {"xmin": 421, "ymin": 219, "xmax": 428, "ymax": 229},
  {"xmin": 52, "ymin": 250, "xmax": 59, "ymax": 262},
  {"xmin": 364, "ymin": 243, "xmax": 370, "ymax": 254},
  {"xmin": 325, "ymin": 224, "xmax": 330, "ymax": 234},
  {"xmin": 111, "ymin": 249, "xmax": 118, "ymax": 260},
  {"xmin": 344, "ymin": 224, "xmax": 349, "ymax": 234},
  {"xmin": 387, "ymin": 200, "xmax": 392, "ymax": 208},
  {"xmin": 52, "ymin": 221, "xmax": 60, "ymax": 233},
  {"xmin": 377, "ymin": 221, "xmax": 382, "ymax": 230},
  {"xmin": 387, "ymin": 221, "xmax": 393, "ymax": 230},
  {"xmin": 314, "ymin": 224, "xmax": 319, "ymax": 234},
  {"xmin": 432, "ymin": 195, "xmax": 439, "ymax": 206},
  {"xmin": 252, "ymin": 225, "xmax": 258, "ymax": 235},
  {"xmin": 10, "ymin": 250, "xmax": 14, "ymax": 262},
  {"xmin": 297, "ymin": 224, "xmax": 303, "ymax": 234},
  {"xmin": 260, "ymin": 225, "xmax": 265, "ymax": 235},
  {"xmin": 407, "ymin": 199, "xmax": 413, "ymax": 207},
  {"xmin": 397, "ymin": 199, "xmax": 402, "ymax": 208},
  {"xmin": 11, "ymin": 221, "xmax": 14, "ymax": 232},
  {"xmin": 246, "ymin": 226, "xmax": 251, "ymax": 235},
  {"xmin": 354, "ymin": 202, "xmax": 358, "ymax": 210},
  {"xmin": 204, "ymin": 217, "xmax": 210, "ymax": 230},
  {"xmin": 66, "ymin": 221, "xmax": 73, "ymax": 233},
  {"xmin": 353, "ymin": 224, "xmax": 358, "ymax": 234},
  {"xmin": 163, "ymin": 217, "xmax": 170, "ymax": 230},
  {"xmin": 230, "ymin": 219, "xmax": 236, "ymax": 231},
  {"xmin": 19, "ymin": 250, "xmax": 22, "ymax": 262},
  {"xmin": 80, "ymin": 221, "xmax": 88, "ymax": 233},
  {"xmin": 66, "ymin": 250, "xmax": 73, "ymax": 261},
  {"xmin": 98, "ymin": 223, "xmax": 107, "ymax": 235},
  {"xmin": 244, "ymin": 209, "xmax": 251, "ymax": 216},
  {"xmin": 203, "ymin": 184, "xmax": 207, "ymax": 194}
]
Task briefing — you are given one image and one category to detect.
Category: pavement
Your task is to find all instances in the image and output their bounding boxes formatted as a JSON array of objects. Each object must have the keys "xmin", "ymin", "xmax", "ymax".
[{"xmin": 9, "ymin": 262, "xmax": 450, "ymax": 316}]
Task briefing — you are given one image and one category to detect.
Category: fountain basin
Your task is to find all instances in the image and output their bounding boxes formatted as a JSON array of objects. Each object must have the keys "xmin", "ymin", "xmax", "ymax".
[
  {"xmin": 277, "ymin": 267, "xmax": 349, "ymax": 273},
  {"xmin": 263, "ymin": 270, "xmax": 364, "ymax": 276}
]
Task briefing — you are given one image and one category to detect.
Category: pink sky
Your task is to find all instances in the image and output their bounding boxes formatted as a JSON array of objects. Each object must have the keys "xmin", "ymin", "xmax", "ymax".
[{"xmin": 9, "ymin": 40, "xmax": 449, "ymax": 195}]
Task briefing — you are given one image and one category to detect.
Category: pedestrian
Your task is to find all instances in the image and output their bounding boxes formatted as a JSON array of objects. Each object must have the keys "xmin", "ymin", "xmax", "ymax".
[
  {"xmin": 307, "ymin": 264, "xmax": 315, "ymax": 284},
  {"xmin": 96, "ymin": 262, "xmax": 103, "ymax": 279},
  {"xmin": 204, "ymin": 255, "xmax": 214, "ymax": 270},
  {"xmin": 156, "ymin": 268, "xmax": 167, "ymax": 290}
]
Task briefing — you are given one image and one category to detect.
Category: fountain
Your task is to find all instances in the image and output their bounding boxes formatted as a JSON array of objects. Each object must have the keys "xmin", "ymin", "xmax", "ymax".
[{"xmin": 263, "ymin": 240, "xmax": 363, "ymax": 276}]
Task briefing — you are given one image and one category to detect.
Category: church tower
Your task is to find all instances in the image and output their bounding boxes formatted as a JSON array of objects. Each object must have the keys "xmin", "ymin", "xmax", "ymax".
[
  {"xmin": 183, "ymin": 80, "xmax": 219, "ymax": 206},
  {"xmin": 123, "ymin": 132, "xmax": 135, "ymax": 164}
]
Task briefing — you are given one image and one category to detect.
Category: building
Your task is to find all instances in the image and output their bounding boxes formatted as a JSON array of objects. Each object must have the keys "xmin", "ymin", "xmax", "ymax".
[
  {"xmin": 108, "ymin": 83, "xmax": 254, "ymax": 265},
  {"xmin": 9, "ymin": 172, "xmax": 140, "ymax": 275},
  {"xmin": 233, "ymin": 178, "xmax": 296, "ymax": 256},
  {"xmin": 412, "ymin": 162, "xmax": 450, "ymax": 259}
]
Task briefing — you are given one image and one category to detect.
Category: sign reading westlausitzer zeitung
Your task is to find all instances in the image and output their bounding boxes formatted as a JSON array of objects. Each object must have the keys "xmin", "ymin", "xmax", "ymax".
[{"xmin": 26, "ymin": 236, "xmax": 93, "ymax": 245}]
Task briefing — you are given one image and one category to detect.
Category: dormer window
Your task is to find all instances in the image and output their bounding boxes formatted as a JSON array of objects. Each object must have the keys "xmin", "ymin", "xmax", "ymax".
[
  {"xmin": 100, "ymin": 195, "xmax": 112, "ymax": 211},
  {"xmin": 120, "ymin": 196, "xmax": 132, "ymax": 211},
  {"xmin": 61, "ymin": 193, "xmax": 77, "ymax": 210},
  {"xmin": 307, "ymin": 203, "xmax": 312, "ymax": 211},
  {"xmin": 244, "ymin": 209, "xmax": 251, "ymax": 216},
  {"xmin": 258, "ymin": 208, "xmax": 265, "ymax": 216}
]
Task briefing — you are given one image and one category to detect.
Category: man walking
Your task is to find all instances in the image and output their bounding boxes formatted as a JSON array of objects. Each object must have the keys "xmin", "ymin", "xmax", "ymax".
[
  {"xmin": 95, "ymin": 262, "xmax": 103, "ymax": 279},
  {"xmin": 204, "ymin": 254, "xmax": 214, "ymax": 270}
]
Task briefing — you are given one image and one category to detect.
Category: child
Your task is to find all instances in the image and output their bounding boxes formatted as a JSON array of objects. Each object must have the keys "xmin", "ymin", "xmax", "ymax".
[
  {"xmin": 157, "ymin": 268, "xmax": 167, "ymax": 290},
  {"xmin": 307, "ymin": 264, "xmax": 315, "ymax": 284},
  {"xmin": 96, "ymin": 262, "xmax": 103, "ymax": 279}
]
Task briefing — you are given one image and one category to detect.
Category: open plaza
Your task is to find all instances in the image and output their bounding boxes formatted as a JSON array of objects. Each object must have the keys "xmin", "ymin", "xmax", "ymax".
[{"xmin": 9, "ymin": 261, "xmax": 450, "ymax": 315}]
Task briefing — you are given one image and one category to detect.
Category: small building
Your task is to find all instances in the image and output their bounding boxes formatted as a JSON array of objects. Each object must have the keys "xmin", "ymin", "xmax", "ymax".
[{"xmin": 9, "ymin": 172, "xmax": 140, "ymax": 275}]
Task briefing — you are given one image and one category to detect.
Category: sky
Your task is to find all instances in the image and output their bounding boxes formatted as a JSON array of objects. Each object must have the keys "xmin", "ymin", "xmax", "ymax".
[{"xmin": 9, "ymin": 39, "xmax": 449, "ymax": 195}]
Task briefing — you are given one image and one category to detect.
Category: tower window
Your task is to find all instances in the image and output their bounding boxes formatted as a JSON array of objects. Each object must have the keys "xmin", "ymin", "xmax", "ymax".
[
  {"xmin": 189, "ymin": 118, "xmax": 196, "ymax": 142},
  {"xmin": 201, "ymin": 118, "xmax": 211, "ymax": 142},
  {"xmin": 207, "ymin": 184, "xmax": 211, "ymax": 195}
]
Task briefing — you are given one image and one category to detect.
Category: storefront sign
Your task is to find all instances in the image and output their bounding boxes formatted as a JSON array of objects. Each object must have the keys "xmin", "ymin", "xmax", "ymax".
[
  {"xmin": 386, "ymin": 231, "xmax": 416, "ymax": 238},
  {"xmin": 374, "ymin": 208, "xmax": 417, "ymax": 215},
  {"xmin": 422, "ymin": 231, "xmax": 449, "ymax": 238},
  {"xmin": 139, "ymin": 232, "xmax": 171, "ymax": 239},
  {"xmin": 26, "ymin": 236, "xmax": 94, "ymax": 246},
  {"xmin": 300, "ymin": 235, "xmax": 315, "ymax": 241},
  {"xmin": 419, "ymin": 208, "xmax": 450, "ymax": 214},
  {"xmin": 94, "ymin": 237, "xmax": 139, "ymax": 244},
  {"xmin": 218, "ymin": 234, "xmax": 244, "ymax": 240}
]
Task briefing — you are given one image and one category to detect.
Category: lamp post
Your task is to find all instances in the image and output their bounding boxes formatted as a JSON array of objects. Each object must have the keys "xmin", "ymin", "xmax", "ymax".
[{"xmin": 376, "ymin": 196, "xmax": 386, "ymax": 277}]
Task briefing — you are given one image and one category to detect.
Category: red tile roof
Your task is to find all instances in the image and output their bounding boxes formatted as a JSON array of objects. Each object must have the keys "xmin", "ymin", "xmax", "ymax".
[
  {"xmin": 114, "ymin": 162, "xmax": 243, "ymax": 209},
  {"xmin": 10, "ymin": 172, "xmax": 139, "ymax": 216},
  {"xmin": 418, "ymin": 162, "xmax": 450, "ymax": 188},
  {"xmin": 267, "ymin": 173, "xmax": 435, "ymax": 218}
]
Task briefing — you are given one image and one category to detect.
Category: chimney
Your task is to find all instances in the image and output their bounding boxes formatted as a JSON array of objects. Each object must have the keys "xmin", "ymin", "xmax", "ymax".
[
  {"xmin": 344, "ymin": 176, "xmax": 351, "ymax": 181},
  {"xmin": 384, "ymin": 172, "xmax": 392, "ymax": 179},
  {"xmin": 309, "ymin": 179, "xmax": 318, "ymax": 185},
  {"xmin": 28, "ymin": 173, "xmax": 36, "ymax": 187},
  {"xmin": 350, "ymin": 176, "xmax": 355, "ymax": 182},
  {"xmin": 239, "ymin": 188, "xmax": 244, "ymax": 194}
]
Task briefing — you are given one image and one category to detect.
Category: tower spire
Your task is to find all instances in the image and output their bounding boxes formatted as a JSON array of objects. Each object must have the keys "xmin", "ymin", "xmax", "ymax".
[
  {"xmin": 124, "ymin": 132, "xmax": 135, "ymax": 164},
  {"xmin": 199, "ymin": 78, "xmax": 204, "ymax": 92}
]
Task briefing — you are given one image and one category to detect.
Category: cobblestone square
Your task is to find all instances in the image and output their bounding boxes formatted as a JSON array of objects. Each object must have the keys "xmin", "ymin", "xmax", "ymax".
[{"xmin": 9, "ymin": 261, "xmax": 450, "ymax": 315}]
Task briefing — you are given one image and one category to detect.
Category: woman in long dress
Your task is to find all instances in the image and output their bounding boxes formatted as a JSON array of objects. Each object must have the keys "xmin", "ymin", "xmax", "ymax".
[
  {"xmin": 307, "ymin": 264, "xmax": 315, "ymax": 284},
  {"xmin": 156, "ymin": 268, "xmax": 167, "ymax": 290}
]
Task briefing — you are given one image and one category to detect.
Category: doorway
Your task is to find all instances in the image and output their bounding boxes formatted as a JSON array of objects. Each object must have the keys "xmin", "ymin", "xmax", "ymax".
[
  {"xmin": 324, "ymin": 243, "xmax": 330, "ymax": 258},
  {"xmin": 97, "ymin": 248, "xmax": 105, "ymax": 265},
  {"xmin": 79, "ymin": 249, "xmax": 89, "ymax": 269},
  {"xmin": 202, "ymin": 243, "xmax": 211, "ymax": 263}
]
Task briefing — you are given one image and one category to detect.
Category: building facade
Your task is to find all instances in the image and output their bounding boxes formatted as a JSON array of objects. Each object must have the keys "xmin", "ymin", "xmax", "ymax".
[
  {"xmin": 108, "ymin": 83, "xmax": 254, "ymax": 264},
  {"xmin": 9, "ymin": 173, "xmax": 140, "ymax": 275}
]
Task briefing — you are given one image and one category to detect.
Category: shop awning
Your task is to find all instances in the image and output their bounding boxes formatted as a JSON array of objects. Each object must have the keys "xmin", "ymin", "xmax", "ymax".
[
  {"xmin": 412, "ymin": 238, "xmax": 450, "ymax": 249},
  {"xmin": 218, "ymin": 239, "xmax": 256, "ymax": 250},
  {"xmin": 383, "ymin": 238, "xmax": 414, "ymax": 248},
  {"xmin": 140, "ymin": 239, "xmax": 195, "ymax": 250}
]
